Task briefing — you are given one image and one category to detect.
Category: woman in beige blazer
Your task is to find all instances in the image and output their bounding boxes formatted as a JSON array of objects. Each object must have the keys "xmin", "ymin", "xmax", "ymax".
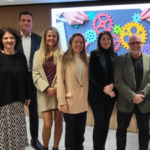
[
  {"xmin": 32, "ymin": 26, "xmax": 63, "ymax": 150},
  {"xmin": 57, "ymin": 33, "xmax": 89, "ymax": 150}
]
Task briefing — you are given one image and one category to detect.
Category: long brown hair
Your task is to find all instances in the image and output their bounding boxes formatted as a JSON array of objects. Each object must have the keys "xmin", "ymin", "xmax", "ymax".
[
  {"xmin": 97, "ymin": 31, "xmax": 115, "ymax": 58},
  {"xmin": 62, "ymin": 33, "xmax": 88, "ymax": 65}
]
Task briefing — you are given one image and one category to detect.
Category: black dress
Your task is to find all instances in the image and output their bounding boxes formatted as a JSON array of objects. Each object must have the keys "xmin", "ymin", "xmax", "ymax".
[{"xmin": 0, "ymin": 51, "xmax": 30, "ymax": 150}]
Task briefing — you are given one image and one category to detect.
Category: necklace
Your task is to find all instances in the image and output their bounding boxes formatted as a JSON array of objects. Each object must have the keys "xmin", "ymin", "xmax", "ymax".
[{"xmin": 4, "ymin": 51, "xmax": 17, "ymax": 80}]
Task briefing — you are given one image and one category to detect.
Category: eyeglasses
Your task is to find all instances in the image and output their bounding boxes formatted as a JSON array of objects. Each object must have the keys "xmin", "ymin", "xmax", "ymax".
[{"xmin": 128, "ymin": 42, "xmax": 143, "ymax": 46}]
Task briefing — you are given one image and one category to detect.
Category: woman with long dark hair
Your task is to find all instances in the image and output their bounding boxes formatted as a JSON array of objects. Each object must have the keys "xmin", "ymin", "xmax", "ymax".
[{"xmin": 88, "ymin": 31, "xmax": 117, "ymax": 150}]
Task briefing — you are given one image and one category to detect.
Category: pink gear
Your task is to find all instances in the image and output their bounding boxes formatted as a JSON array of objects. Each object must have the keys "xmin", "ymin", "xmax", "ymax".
[
  {"xmin": 112, "ymin": 34, "xmax": 121, "ymax": 52},
  {"xmin": 92, "ymin": 12, "xmax": 114, "ymax": 34}
]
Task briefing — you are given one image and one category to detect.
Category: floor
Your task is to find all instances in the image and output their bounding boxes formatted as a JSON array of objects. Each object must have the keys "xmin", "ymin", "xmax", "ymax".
[{"xmin": 25, "ymin": 116, "xmax": 150, "ymax": 150}]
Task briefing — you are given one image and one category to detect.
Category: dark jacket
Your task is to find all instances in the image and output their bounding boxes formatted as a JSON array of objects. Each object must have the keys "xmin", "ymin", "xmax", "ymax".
[
  {"xmin": 17, "ymin": 32, "xmax": 42, "ymax": 70},
  {"xmin": 88, "ymin": 49, "xmax": 117, "ymax": 104},
  {"xmin": 115, "ymin": 52, "xmax": 150, "ymax": 113}
]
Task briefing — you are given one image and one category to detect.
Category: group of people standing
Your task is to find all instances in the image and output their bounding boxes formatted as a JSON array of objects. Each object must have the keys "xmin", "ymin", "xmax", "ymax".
[{"xmin": 0, "ymin": 10, "xmax": 150, "ymax": 150}]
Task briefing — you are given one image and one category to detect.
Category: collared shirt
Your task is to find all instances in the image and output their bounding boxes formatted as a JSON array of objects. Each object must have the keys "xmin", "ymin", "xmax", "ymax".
[{"xmin": 20, "ymin": 31, "xmax": 31, "ymax": 71}]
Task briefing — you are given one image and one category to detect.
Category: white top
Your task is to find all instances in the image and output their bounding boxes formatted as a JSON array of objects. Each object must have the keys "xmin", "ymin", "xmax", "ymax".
[
  {"xmin": 20, "ymin": 31, "xmax": 31, "ymax": 71},
  {"xmin": 74, "ymin": 54, "xmax": 83, "ymax": 79}
]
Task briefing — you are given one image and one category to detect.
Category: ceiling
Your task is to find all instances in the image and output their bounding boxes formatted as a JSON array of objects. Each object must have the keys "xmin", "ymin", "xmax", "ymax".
[{"xmin": 0, "ymin": 0, "xmax": 91, "ymax": 6}]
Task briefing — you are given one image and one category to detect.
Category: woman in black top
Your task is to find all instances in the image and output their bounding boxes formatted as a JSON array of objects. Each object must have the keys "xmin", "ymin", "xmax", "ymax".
[
  {"xmin": 88, "ymin": 31, "xmax": 117, "ymax": 150},
  {"xmin": 0, "ymin": 27, "xmax": 30, "ymax": 150}
]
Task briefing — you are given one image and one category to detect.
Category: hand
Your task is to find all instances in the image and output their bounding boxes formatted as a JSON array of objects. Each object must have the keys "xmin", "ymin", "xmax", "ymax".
[
  {"xmin": 61, "ymin": 105, "xmax": 68, "ymax": 113},
  {"xmin": 46, "ymin": 87, "xmax": 56, "ymax": 96},
  {"xmin": 108, "ymin": 91, "xmax": 115, "ymax": 98},
  {"xmin": 140, "ymin": 8, "xmax": 150, "ymax": 21},
  {"xmin": 132, "ymin": 94, "xmax": 145, "ymax": 104},
  {"xmin": 63, "ymin": 11, "xmax": 89, "ymax": 25},
  {"xmin": 103, "ymin": 84, "xmax": 114, "ymax": 95},
  {"xmin": 24, "ymin": 100, "xmax": 31, "ymax": 106}
]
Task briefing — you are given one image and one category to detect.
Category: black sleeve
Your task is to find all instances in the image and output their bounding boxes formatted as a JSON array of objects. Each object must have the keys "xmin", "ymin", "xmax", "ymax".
[
  {"xmin": 115, "ymin": 52, "xmax": 118, "ymax": 57},
  {"xmin": 22, "ymin": 54, "xmax": 31, "ymax": 100},
  {"xmin": 36, "ymin": 34, "xmax": 42, "ymax": 48},
  {"xmin": 111, "ymin": 52, "xmax": 118, "ymax": 84},
  {"xmin": 89, "ymin": 51, "xmax": 107, "ymax": 90}
]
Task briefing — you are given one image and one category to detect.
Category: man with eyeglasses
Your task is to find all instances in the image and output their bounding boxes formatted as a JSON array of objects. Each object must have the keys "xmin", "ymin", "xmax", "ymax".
[{"xmin": 114, "ymin": 34, "xmax": 150, "ymax": 150}]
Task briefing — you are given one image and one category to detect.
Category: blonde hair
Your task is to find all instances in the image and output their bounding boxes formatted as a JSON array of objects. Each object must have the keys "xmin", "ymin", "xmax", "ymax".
[
  {"xmin": 38, "ymin": 26, "xmax": 62, "ymax": 65},
  {"xmin": 62, "ymin": 33, "xmax": 88, "ymax": 66}
]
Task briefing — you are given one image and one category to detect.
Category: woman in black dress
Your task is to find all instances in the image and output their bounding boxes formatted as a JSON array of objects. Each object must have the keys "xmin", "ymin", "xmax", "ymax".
[
  {"xmin": 0, "ymin": 27, "xmax": 30, "ymax": 150},
  {"xmin": 88, "ymin": 31, "xmax": 117, "ymax": 150}
]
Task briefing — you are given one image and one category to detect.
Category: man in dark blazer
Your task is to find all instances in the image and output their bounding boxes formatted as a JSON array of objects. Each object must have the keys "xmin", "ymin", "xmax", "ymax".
[
  {"xmin": 18, "ymin": 11, "xmax": 42, "ymax": 150},
  {"xmin": 114, "ymin": 34, "xmax": 150, "ymax": 150}
]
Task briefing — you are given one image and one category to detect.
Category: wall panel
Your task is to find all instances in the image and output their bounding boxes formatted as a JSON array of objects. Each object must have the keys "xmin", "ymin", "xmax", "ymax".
[{"xmin": 0, "ymin": 4, "xmax": 53, "ymax": 35}]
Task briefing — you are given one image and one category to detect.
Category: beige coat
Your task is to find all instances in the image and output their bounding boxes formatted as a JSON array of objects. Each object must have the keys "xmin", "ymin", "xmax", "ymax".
[
  {"xmin": 57, "ymin": 56, "xmax": 89, "ymax": 114},
  {"xmin": 32, "ymin": 50, "xmax": 58, "ymax": 112}
]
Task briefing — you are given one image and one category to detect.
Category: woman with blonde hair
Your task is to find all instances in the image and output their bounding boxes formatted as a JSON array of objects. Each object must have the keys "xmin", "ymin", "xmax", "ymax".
[
  {"xmin": 33, "ymin": 26, "xmax": 63, "ymax": 150},
  {"xmin": 57, "ymin": 33, "xmax": 89, "ymax": 150}
]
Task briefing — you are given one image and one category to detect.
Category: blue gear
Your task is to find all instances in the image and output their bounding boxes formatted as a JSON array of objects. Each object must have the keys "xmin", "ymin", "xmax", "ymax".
[
  {"xmin": 87, "ymin": 12, "xmax": 96, "ymax": 21},
  {"xmin": 142, "ymin": 43, "xmax": 150, "ymax": 55},
  {"xmin": 131, "ymin": 13, "xmax": 141, "ymax": 23},
  {"xmin": 85, "ymin": 29, "xmax": 97, "ymax": 44},
  {"xmin": 74, "ymin": 24, "xmax": 79, "ymax": 28}
]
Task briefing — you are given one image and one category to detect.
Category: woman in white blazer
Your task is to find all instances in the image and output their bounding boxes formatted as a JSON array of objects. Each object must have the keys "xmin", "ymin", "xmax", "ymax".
[
  {"xmin": 33, "ymin": 26, "xmax": 63, "ymax": 150},
  {"xmin": 57, "ymin": 33, "xmax": 89, "ymax": 150}
]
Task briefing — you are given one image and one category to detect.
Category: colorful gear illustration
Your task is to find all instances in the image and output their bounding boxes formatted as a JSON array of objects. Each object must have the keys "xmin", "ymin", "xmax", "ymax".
[
  {"xmin": 92, "ymin": 12, "xmax": 113, "ymax": 34},
  {"xmin": 87, "ymin": 11, "xmax": 96, "ymax": 21},
  {"xmin": 82, "ymin": 33, "xmax": 90, "ymax": 47},
  {"xmin": 85, "ymin": 29, "xmax": 98, "ymax": 44},
  {"xmin": 113, "ymin": 25, "xmax": 122, "ymax": 35},
  {"xmin": 119, "ymin": 22, "xmax": 147, "ymax": 50},
  {"xmin": 112, "ymin": 34, "xmax": 121, "ymax": 52},
  {"xmin": 141, "ymin": 43, "xmax": 150, "ymax": 55},
  {"xmin": 132, "ymin": 13, "xmax": 141, "ymax": 23},
  {"xmin": 74, "ymin": 24, "xmax": 79, "ymax": 28}
]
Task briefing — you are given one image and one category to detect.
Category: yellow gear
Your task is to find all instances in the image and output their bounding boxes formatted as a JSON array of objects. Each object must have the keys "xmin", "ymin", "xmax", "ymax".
[{"xmin": 119, "ymin": 22, "xmax": 147, "ymax": 50}]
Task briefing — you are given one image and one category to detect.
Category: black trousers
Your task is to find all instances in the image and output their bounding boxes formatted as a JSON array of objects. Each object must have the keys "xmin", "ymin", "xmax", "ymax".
[
  {"xmin": 28, "ymin": 72, "xmax": 39, "ymax": 139},
  {"xmin": 90, "ymin": 100, "xmax": 115, "ymax": 150},
  {"xmin": 63, "ymin": 111, "xmax": 87, "ymax": 150},
  {"xmin": 116, "ymin": 105, "xmax": 149, "ymax": 150}
]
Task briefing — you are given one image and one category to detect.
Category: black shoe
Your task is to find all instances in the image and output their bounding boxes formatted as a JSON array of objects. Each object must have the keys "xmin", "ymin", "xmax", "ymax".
[
  {"xmin": 31, "ymin": 139, "xmax": 43, "ymax": 150},
  {"xmin": 52, "ymin": 147, "xmax": 58, "ymax": 150},
  {"xmin": 43, "ymin": 147, "xmax": 48, "ymax": 150}
]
